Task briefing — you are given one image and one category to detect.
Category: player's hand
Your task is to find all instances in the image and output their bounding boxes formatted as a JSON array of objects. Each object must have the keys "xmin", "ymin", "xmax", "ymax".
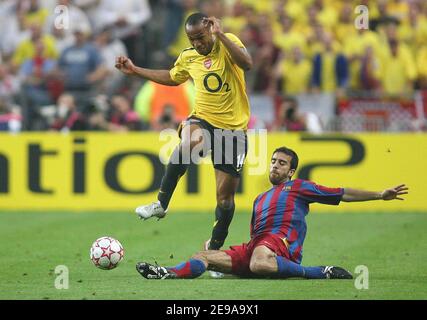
[
  {"xmin": 115, "ymin": 56, "xmax": 136, "ymax": 75},
  {"xmin": 203, "ymin": 16, "xmax": 222, "ymax": 35},
  {"xmin": 381, "ymin": 184, "xmax": 408, "ymax": 200}
]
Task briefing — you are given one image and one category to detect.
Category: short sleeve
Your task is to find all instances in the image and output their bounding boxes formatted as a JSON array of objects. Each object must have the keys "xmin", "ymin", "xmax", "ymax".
[
  {"xmin": 225, "ymin": 33, "xmax": 245, "ymax": 49},
  {"xmin": 224, "ymin": 33, "xmax": 247, "ymax": 65},
  {"xmin": 169, "ymin": 52, "xmax": 190, "ymax": 84},
  {"xmin": 298, "ymin": 180, "xmax": 344, "ymax": 205}
]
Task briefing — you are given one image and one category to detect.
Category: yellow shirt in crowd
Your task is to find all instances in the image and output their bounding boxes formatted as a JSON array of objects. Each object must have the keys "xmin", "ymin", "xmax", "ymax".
[
  {"xmin": 321, "ymin": 51, "xmax": 337, "ymax": 92},
  {"xmin": 280, "ymin": 58, "xmax": 312, "ymax": 95},
  {"xmin": 12, "ymin": 35, "xmax": 58, "ymax": 66},
  {"xmin": 417, "ymin": 46, "xmax": 427, "ymax": 78},
  {"xmin": 380, "ymin": 43, "xmax": 417, "ymax": 95}
]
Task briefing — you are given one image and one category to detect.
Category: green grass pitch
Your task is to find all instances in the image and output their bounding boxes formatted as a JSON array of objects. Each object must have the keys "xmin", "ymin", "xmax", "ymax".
[{"xmin": 0, "ymin": 211, "xmax": 426, "ymax": 300}]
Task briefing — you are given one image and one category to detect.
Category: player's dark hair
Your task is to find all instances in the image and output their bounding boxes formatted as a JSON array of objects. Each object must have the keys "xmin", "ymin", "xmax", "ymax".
[
  {"xmin": 185, "ymin": 12, "xmax": 208, "ymax": 27},
  {"xmin": 273, "ymin": 147, "xmax": 299, "ymax": 171}
]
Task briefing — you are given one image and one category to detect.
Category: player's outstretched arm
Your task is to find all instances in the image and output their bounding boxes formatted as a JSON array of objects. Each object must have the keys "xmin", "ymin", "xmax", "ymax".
[
  {"xmin": 342, "ymin": 184, "xmax": 408, "ymax": 202},
  {"xmin": 115, "ymin": 56, "xmax": 179, "ymax": 86},
  {"xmin": 204, "ymin": 17, "xmax": 253, "ymax": 70}
]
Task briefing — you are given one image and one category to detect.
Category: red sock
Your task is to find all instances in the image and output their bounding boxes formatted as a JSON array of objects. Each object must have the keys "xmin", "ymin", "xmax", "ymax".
[{"xmin": 167, "ymin": 259, "xmax": 206, "ymax": 278}]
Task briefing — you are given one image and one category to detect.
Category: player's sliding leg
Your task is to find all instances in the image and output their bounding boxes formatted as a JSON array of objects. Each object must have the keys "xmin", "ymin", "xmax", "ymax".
[
  {"xmin": 136, "ymin": 262, "xmax": 177, "ymax": 279},
  {"xmin": 207, "ymin": 170, "xmax": 240, "ymax": 250},
  {"xmin": 135, "ymin": 259, "xmax": 204, "ymax": 279},
  {"xmin": 250, "ymin": 246, "xmax": 353, "ymax": 279},
  {"xmin": 275, "ymin": 257, "xmax": 353, "ymax": 279},
  {"xmin": 136, "ymin": 251, "xmax": 233, "ymax": 279},
  {"xmin": 135, "ymin": 123, "xmax": 204, "ymax": 220}
]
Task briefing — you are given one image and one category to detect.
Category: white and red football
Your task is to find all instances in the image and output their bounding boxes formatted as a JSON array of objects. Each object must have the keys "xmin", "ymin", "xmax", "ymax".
[{"xmin": 90, "ymin": 236, "xmax": 124, "ymax": 270}]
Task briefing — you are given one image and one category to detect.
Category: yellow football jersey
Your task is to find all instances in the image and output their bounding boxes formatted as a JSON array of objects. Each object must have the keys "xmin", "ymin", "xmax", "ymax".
[{"xmin": 169, "ymin": 33, "xmax": 250, "ymax": 130}]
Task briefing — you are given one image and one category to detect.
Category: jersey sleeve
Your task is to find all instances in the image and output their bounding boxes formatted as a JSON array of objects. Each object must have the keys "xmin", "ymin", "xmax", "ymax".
[
  {"xmin": 224, "ymin": 33, "xmax": 247, "ymax": 67},
  {"xmin": 169, "ymin": 51, "xmax": 190, "ymax": 84},
  {"xmin": 298, "ymin": 180, "xmax": 344, "ymax": 205},
  {"xmin": 225, "ymin": 33, "xmax": 246, "ymax": 49}
]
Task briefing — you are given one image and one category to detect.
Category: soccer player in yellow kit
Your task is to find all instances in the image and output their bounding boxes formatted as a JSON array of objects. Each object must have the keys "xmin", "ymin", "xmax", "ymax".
[{"xmin": 115, "ymin": 13, "xmax": 253, "ymax": 251}]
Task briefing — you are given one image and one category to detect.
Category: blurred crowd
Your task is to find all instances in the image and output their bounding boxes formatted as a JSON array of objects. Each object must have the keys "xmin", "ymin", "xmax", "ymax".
[{"xmin": 0, "ymin": 0, "xmax": 426, "ymax": 133}]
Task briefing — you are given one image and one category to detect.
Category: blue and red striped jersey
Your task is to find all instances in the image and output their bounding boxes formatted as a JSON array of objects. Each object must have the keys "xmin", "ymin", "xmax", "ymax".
[{"xmin": 250, "ymin": 179, "xmax": 344, "ymax": 264}]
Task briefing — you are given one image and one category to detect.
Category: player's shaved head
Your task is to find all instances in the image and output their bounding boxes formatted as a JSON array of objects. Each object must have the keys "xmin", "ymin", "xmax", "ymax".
[
  {"xmin": 185, "ymin": 12, "xmax": 208, "ymax": 28},
  {"xmin": 184, "ymin": 12, "xmax": 215, "ymax": 56}
]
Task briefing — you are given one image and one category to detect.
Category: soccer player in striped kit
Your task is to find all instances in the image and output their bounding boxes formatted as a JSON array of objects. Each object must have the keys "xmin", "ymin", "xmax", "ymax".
[{"xmin": 136, "ymin": 146, "xmax": 408, "ymax": 280}]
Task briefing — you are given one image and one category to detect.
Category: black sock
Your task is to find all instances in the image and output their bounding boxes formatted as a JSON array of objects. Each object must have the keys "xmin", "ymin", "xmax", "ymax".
[
  {"xmin": 157, "ymin": 147, "xmax": 189, "ymax": 210},
  {"xmin": 209, "ymin": 203, "xmax": 235, "ymax": 250}
]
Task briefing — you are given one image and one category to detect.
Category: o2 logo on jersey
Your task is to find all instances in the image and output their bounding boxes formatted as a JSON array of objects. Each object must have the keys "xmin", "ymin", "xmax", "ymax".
[{"xmin": 203, "ymin": 72, "xmax": 231, "ymax": 93}]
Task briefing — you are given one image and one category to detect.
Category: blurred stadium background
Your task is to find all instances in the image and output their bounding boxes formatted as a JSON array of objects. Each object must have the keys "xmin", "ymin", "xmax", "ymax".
[{"xmin": 1, "ymin": 0, "xmax": 427, "ymax": 300}]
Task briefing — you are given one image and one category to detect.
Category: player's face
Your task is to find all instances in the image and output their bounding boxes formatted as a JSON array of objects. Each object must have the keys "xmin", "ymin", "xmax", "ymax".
[
  {"xmin": 185, "ymin": 23, "xmax": 214, "ymax": 56},
  {"xmin": 269, "ymin": 152, "xmax": 295, "ymax": 185}
]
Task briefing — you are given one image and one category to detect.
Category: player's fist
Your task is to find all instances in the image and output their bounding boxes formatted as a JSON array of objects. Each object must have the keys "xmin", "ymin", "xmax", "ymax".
[
  {"xmin": 381, "ymin": 184, "xmax": 408, "ymax": 200},
  {"xmin": 115, "ymin": 56, "xmax": 135, "ymax": 75}
]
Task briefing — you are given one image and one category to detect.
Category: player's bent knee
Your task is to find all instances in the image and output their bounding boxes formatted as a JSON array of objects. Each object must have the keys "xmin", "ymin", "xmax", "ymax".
[
  {"xmin": 249, "ymin": 260, "xmax": 269, "ymax": 275},
  {"xmin": 217, "ymin": 198, "xmax": 234, "ymax": 210},
  {"xmin": 249, "ymin": 257, "xmax": 276, "ymax": 275}
]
